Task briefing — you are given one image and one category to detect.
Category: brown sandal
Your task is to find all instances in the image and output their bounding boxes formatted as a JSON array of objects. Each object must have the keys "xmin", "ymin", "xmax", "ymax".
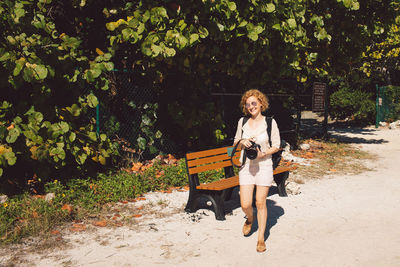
[
  {"xmin": 256, "ymin": 241, "xmax": 266, "ymax": 252},
  {"xmin": 242, "ymin": 219, "xmax": 253, "ymax": 236}
]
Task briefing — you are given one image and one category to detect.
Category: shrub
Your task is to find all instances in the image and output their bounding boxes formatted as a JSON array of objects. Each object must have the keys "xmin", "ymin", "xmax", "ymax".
[
  {"xmin": 329, "ymin": 86, "xmax": 375, "ymax": 123},
  {"xmin": 385, "ymin": 85, "xmax": 400, "ymax": 122}
]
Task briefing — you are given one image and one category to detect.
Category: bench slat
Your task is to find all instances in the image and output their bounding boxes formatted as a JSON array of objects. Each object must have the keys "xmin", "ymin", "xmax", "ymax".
[
  {"xmin": 187, "ymin": 153, "xmax": 240, "ymax": 167},
  {"xmin": 186, "ymin": 146, "xmax": 240, "ymax": 160},
  {"xmin": 188, "ymin": 160, "xmax": 233, "ymax": 174},
  {"xmin": 197, "ymin": 176, "xmax": 239, "ymax": 190}
]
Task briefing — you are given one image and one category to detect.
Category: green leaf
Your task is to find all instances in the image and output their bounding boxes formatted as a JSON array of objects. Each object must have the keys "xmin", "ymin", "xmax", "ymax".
[
  {"xmin": 238, "ymin": 21, "xmax": 248, "ymax": 27},
  {"xmin": 0, "ymin": 168, "xmax": 3, "ymax": 177},
  {"xmin": 189, "ymin": 33, "xmax": 199, "ymax": 45},
  {"xmin": 69, "ymin": 132, "xmax": 76, "ymax": 142},
  {"xmin": 100, "ymin": 133, "xmax": 107, "ymax": 141},
  {"xmin": 227, "ymin": 2, "xmax": 237, "ymax": 11},
  {"xmin": 87, "ymin": 94, "xmax": 99, "ymax": 108},
  {"xmin": 14, "ymin": 8, "xmax": 25, "ymax": 23},
  {"xmin": 0, "ymin": 52, "xmax": 10, "ymax": 62},
  {"xmin": 155, "ymin": 130, "xmax": 162, "ymax": 139},
  {"xmin": 198, "ymin": 26, "xmax": 209, "ymax": 38},
  {"xmin": 6, "ymin": 128, "xmax": 20, "ymax": 143},
  {"xmin": 137, "ymin": 137, "xmax": 146, "ymax": 150},
  {"xmin": 266, "ymin": 3, "xmax": 275, "ymax": 13},
  {"xmin": 59, "ymin": 122, "xmax": 69, "ymax": 133},
  {"xmin": 77, "ymin": 153, "xmax": 87, "ymax": 165},
  {"xmin": 88, "ymin": 131, "xmax": 97, "ymax": 141},
  {"xmin": 247, "ymin": 31, "xmax": 258, "ymax": 41},
  {"xmin": 151, "ymin": 44, "xmax": 162, "ymax": 56},
  {"xmin": 217, "ymin": 23, "xmax": 225, "ymax": 31},
  {"xmin": 4, "ymin": 151, "xmax": 16, "ymax": 165},
  {"xmin": 13, "ymin": 58, "xmax": 25, "ymax": 76},
  {"xmin": 33, "ymin": 64, "xmax": 48, "ymax": 80},
  {"xmin": 70, "ymin": 104, "xmax": 81, "ymax": 116},
  {"xmin": 272, "ymin": 23, "xmax": 281, "ymax": 30},
  {"xmin": 141, "ymin": 114, "xmax": 151, "ymax": 126},
  {"xmin": 106, "ymin": 22, "xmax": 117, "ymax": 31},
  {"xmin": 254, "ymin": 26, "xmax": 263, "ymax": 34},
  {"xmin": 122, "ymin": 28, "xmax": 134, "ymax": 40},
  {"xmin": 287, "ymin": 18, "xmax": 297, "ymax": 28},
  {"xmin": 396, "ymin": 16, "xmax": 400, "ymax": 25},
  {"xmin": 90, "ymin": 68, "xmax": 101, "ymax": 78}
]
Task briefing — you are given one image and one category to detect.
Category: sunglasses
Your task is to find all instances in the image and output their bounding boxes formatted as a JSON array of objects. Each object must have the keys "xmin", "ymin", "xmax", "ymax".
[{"xmin": 245, "ymin": 101, "xmax": 258, "ymax": 109}]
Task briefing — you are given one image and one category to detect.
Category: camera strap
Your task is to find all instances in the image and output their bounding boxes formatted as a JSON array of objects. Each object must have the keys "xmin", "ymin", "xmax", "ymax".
[{"xmin": 229, "ymin": 139, "xmax": 245, "ymax": 168}]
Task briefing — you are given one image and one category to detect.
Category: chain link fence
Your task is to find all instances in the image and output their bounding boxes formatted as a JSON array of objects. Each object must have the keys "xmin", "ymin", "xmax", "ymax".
[{"xmin": 94, "ymin": 70, "xmax": 178, "ymax": 159}]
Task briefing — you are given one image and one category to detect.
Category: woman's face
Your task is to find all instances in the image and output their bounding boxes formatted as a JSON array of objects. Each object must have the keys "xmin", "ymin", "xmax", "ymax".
[{"xmin": 245, "ymin": 96, "xmax": 261, "ymax": 117}]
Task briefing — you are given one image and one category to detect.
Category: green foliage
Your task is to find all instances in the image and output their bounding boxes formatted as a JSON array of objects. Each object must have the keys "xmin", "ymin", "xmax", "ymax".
[
  {"xmin": 0, "ymin": 0, "xmax": 118, "ymax": 183},
  {"xmin": 329, "ymin": 86, "xmax": 375, "ymax": 122},
  {"xmin": 385, "ymin": 85, "xmax": 400, "ymax": 121}
]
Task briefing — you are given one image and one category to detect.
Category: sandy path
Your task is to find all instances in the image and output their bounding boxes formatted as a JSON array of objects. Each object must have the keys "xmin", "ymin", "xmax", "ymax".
[{"xmin": 2, "ymin": 127, "xmax": 400, "ymax": 267}]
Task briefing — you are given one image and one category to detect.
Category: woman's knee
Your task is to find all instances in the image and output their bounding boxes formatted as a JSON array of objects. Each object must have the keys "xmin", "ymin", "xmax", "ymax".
[
  {"xmin": 241, "ymin": 201, "xmax": 252, "ymax": 210},
  {"xmin": 255, "ymin": 199, "xmax": 266, "ymax": 209}
]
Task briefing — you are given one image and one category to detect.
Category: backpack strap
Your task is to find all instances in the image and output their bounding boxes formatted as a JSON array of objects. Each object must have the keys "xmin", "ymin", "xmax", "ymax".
[
  {"xmin": 266, "ymin": 116, "xmax": 272, "ymax": 148},
  {"xmin": 241, "ymin": 116, "xmax": 250, "ymax": 137}
]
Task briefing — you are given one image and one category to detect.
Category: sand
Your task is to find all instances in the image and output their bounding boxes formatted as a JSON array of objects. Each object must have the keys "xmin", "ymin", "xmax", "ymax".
[{"xmin": 1, "ymin": 126, "xmax": 399, "ymax": 267}]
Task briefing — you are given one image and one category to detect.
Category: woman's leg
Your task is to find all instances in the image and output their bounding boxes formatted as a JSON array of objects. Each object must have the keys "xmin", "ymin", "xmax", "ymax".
[
  {"xmin": 240, "ymin": 184, "xmax": 255, "ymax": 221},
  {"xmin": 255, "ymin": 185, "xmax": 270, "ymax": 242}
]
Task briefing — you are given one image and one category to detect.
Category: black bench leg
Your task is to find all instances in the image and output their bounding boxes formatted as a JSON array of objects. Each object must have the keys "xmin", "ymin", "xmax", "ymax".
[
  {"xmin": 185, "ymin": 189, "xmax": 199, "ymax": 213},
  {"xmin": 206, "ymin": 192, "xmax": 226, "ymax": 221},
  {"xmin": 274, "ymin": 172, "xmax": 289, "ymax": 197},
  {"xmin": 223, "ymin": 187, "xmax": 235, "ymax": 201}
]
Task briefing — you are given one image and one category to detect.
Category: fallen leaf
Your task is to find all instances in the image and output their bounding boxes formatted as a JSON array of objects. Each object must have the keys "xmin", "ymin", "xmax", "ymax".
[
  {"xmin": 32, "ymin": 211, "xmax": 39, "ymax": 218},
  {"xmin": 329, "ymin": 169, "xmax": 337, "ymax": 172},
  {"xmin": 61, "ymin": 204, "xmax": 73, "ymax": 214},
  {"xmin": 137, "ymin": 206, "xmax": 143, "ymax": 210},
  {"xmin": 70, "ymin": 224, "xmax": 86, "ymax": 232},
  {"xmin": 132, "ymin": 214, "xmax": 142, "ymax": 218},
  {"xmin": 51, "ymin": 230, "xmax": 61, "ymax": 235},
  {"xmin": 93, "ymin": 220, "xmax": 107, "ymax": 227},
  {"xmin": 137, "ymin": 197, "xmax": 146, "ymax": 201},
  {"xmin": 121, "ymin": 200, "xmax": 128, "ymax": 204}
]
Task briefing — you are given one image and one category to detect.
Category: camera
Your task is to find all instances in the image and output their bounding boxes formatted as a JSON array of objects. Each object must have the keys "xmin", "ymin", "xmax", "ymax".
[{"xmin": 245, "ymin": 141, "xmax": 261, "ymax": 160}]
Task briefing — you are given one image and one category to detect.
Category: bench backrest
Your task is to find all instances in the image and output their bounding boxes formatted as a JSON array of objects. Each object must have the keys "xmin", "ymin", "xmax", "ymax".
[{"xmin": 186, "ymin": 146, "xmax": 240, "ymax": 175}]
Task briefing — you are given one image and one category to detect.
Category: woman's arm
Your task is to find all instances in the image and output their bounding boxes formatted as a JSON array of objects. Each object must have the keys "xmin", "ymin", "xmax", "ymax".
[{"xmin": 233, "ymin": 118, "xmax": 253, "ymax": 149}]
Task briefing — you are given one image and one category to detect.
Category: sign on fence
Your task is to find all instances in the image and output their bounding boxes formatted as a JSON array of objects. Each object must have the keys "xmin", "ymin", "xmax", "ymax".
[{"xmin": 312, "ymin": 82, "xmax": 326, "ymax": 112}]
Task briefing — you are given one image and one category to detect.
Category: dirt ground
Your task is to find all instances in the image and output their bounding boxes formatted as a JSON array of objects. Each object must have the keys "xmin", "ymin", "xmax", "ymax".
[{"xmin": 1, "ymin": 125, "xmax": 399, "ymax": 267}]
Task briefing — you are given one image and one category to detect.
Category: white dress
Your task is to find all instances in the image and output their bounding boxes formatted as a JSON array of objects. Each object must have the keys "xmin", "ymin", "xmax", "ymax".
[{"xmin": 233, "ymin": 117, "xmax": 280, "ymax": 186}]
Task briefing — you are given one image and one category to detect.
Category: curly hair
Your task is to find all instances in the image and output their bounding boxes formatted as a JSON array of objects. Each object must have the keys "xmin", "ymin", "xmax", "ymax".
[{"xmin": 240, "ymin": 89, "xmax": 269, "ymax": 115}]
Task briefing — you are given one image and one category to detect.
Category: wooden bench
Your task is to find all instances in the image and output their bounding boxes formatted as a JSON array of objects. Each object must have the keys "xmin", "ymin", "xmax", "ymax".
[{"xmin": 184, "ymin": 146, "xmax": 296, "ymax": 220}]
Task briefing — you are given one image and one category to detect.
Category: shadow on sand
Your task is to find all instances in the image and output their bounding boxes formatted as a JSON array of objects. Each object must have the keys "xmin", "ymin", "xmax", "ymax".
[{"xmin": 301, "ymin": 118, "xmax": 388, "ymax": 145}]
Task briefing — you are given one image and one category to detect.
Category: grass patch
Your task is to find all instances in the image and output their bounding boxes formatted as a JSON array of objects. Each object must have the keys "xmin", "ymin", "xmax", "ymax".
[
  {"xmin": 0, "ymin": 156, "xmax": 226, "ymax": 246},
  {"xmin": 292, "ymin": 138, "xmax": 375, "ymax": 180}
]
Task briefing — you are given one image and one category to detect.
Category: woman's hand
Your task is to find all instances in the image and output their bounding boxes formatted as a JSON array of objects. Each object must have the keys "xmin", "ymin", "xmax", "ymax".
[
  {"xmin": 256, "ymin": 147, "xmax": 267, "ymax": 159},
  {"xmin": 240, "ymin": 138, "xmax": 254, "ymax": 148}
]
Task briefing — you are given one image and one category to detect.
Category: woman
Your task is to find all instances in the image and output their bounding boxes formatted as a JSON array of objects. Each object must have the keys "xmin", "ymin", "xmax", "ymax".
[{"xmin": 233, "ymin": 89, "xmax": 280, "ymax": 252}]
